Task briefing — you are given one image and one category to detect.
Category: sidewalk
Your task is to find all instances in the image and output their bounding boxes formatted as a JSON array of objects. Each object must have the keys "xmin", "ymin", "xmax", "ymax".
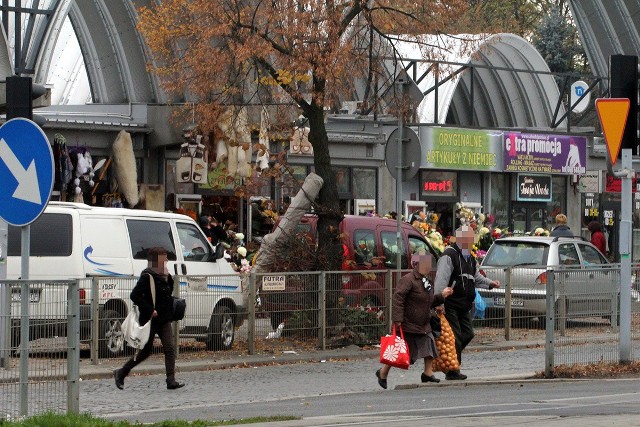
[{"xmin": 78, "ymin": 336, "xmax": 547, "ymax": 381}]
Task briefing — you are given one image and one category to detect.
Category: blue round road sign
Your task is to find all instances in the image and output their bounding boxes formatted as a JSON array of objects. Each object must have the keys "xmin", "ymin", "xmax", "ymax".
[{"xmin": 0, "ymin": 118, "xmax": 54, "ymax": 226}]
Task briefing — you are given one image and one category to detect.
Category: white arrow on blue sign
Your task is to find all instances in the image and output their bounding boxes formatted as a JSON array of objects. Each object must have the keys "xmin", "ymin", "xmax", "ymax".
[{"xmin": 0, "ymin": 118, "xmax": 54, "ymax": 226}]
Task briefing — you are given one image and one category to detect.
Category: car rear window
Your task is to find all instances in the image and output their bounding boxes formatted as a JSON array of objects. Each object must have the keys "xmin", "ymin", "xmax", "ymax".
[{"xmin": 482, "ymin": 241, "xmax": 547, "ymax": 267}]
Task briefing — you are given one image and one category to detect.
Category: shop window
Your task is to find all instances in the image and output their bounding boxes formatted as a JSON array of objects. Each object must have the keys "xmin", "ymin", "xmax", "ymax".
[
  {"xmin": 547, "ymin": 176, "xmax": 566, "ymax": 224},
  {"xmin": 127, "ymin": 219, "xmax": 177, "ymax": 260},
  {"xmin": 490, "ymin": 174, "xmax": 509, "ymax": 229},
  {"xmin": 8, "ymin": 213, "xmax": 72, "ymax": 257},
  {"xmin": 333, "ymin": 167, "xmax": 351, "ymax": 194},
  {"xmin": 177, "ymin": 222, "xmax": 212, "ymax": 262},
  {"xmin": 353, "ymin": 168, "xmax": 376, "ymax": 199},
  {"xmin": 282, "ymin": 165, "xmax": 309, "ymax": 199}
]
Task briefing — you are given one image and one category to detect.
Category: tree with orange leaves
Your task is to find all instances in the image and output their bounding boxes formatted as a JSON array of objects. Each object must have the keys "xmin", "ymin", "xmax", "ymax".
[{"xmin": 137, "ymin": 0, "xmax": 487, "ymax": 272}]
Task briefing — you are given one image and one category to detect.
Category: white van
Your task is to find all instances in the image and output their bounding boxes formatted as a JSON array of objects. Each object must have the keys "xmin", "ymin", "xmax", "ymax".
[{"xmin": 6, "ymin": 202, "xmax": 246, "ymax": 356}]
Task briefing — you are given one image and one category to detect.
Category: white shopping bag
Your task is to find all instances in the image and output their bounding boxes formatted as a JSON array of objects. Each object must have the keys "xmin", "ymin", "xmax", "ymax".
[{"xmin": 120, "ymin": 305, "xmax": 151, "ymax": 350}]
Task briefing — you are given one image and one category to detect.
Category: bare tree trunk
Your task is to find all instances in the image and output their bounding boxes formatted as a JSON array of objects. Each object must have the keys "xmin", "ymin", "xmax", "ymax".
[
  {"xmin": 306, "ymin": 104, "xmax": 344, "ymax": 327},
  {"xmin": 306, "ymin": 104, "xmax": 343, "ymax": 271}
]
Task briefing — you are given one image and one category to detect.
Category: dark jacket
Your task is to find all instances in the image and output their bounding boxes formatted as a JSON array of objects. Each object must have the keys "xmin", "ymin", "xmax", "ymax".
[
  {"xmin": 392, "ymin": 269, "xmax": 444, "ymax": 334},
  {"xmin": 550, "ymin": 224, "xmax": 573, "ymax": 237},
  {"xmin": 130, "ymin": 268, "xmax": 175, "ymax": 326},
  {"xmin": 434, "ymin": 243, "xmax": 493, "ymax": 312}
]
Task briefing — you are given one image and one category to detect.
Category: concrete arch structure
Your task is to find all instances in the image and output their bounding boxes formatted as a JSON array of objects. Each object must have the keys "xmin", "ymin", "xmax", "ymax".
[
  {"xmin": 569, "ymin": 0, "xmax": 640, "ymax": 83},
  {"xmin": 1, "ymin": 3, "xmax": 564, "ymax": 134},
  {"xmin": 391, "ymin": 34, "xmax": 565, "ymax": 129}
]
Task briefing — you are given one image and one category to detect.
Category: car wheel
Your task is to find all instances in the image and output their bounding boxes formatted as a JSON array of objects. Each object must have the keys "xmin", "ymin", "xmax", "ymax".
[
  {"xmin": 98, "ymin": 309, "xmax": 126, "ymax": 358},
  {"xmin": 205, "ymin": 305, "xmax": 235, "ymax": 351}
]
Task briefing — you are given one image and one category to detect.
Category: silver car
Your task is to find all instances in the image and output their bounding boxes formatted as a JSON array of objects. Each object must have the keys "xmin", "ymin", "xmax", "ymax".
[{"xmin": 478, "ymin": 236, "xmax": 634, "ymax": 325}]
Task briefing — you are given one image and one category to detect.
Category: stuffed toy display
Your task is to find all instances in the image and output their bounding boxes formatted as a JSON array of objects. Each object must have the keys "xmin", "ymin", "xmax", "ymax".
[
  {"xmin": 217, "ymin": 107, "xmax": 253, "ymax": 178},
  {"xmin": 111, "ymin": 130, "xmax": 139, "ymax": 207},
  {"xmin": 291, "ymin": 127, "xmax": 313, "ymax": 155},
  {"xmin": 73, "ymin": 152, "xmax": 90, "ymax": 202},
  {"xmin": 255, "ymin": 107, "xmax": 270, "ymax": 173},
  {"xmin": 67, "ymin": 148, "xmax": 97, "ymax": 203},
  {"xmin": 176, "ymin": 135, "xmax": 207, "ymax": 183}
]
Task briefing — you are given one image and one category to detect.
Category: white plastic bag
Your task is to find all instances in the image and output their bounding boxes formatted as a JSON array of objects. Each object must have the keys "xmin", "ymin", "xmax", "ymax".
[{"xmin": 121, "ymin": 305, "xmax": 151, "ymax": 350}]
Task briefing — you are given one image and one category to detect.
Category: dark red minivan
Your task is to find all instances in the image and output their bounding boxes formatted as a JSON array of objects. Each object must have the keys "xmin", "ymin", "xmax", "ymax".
[{"xmin": 260, "ymin": 214, "xmax": 438, "ymax": 329}]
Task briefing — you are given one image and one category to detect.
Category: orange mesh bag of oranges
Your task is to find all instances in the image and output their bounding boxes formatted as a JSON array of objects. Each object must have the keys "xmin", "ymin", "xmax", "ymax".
[{"xmin": 432, "ymin": 313, "xmax": 460, "ymax": 372}]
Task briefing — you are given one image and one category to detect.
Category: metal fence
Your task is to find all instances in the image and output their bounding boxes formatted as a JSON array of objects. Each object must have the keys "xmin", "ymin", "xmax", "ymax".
[
  {"xmin": 87, "ymin": 273, "xmax": 250, "ymax": 361},
  {"xmin": 543, "ymin": 265, "xmax": 640, "ymax": 377},
  {"xmin": 0, "ymin": 280, "xmax": 80, "ymax": 420},
  {"xmin": 3, "ymin": 265, "xmax": 640, "ymax": 417}
]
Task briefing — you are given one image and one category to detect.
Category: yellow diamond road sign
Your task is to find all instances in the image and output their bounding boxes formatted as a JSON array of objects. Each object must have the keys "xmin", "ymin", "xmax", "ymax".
[{"xmin": 595, "ymin": 98, "xmax": 630, "ymax": 166}]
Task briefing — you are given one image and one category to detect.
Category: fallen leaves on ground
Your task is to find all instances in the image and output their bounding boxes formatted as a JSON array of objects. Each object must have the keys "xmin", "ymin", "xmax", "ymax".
[{"xmin": 533, "ymin": 361, "xmax": 640, "ymax": 379}]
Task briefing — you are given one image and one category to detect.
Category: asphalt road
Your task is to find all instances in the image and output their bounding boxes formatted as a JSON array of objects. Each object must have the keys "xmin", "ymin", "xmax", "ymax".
[
  {"xmin": 76, "ymin": 343, "xmax": 637, "ymax": 426},
  {"xmin": 111, "ymin": 379, "xmax": 640, "ymax": 426}
]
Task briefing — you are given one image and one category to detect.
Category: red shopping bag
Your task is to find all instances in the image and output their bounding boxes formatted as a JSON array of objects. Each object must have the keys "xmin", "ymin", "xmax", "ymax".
[{"xmin": 379, "ymin": 325, "xmax": 411, "ymax": 370}]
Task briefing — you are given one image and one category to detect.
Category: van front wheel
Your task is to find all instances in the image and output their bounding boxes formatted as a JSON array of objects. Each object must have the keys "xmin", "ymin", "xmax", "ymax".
[
  {"xmin": 205, "ymin": 306, "xmax": 235, "ymax": 351},
  {"xmin": 99, "ymin": 309, "xmax": 125, "ymax": 357}
]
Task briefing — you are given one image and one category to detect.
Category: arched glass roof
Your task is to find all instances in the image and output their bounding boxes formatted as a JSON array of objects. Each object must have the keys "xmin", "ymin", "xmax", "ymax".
[
  {"xmin": 1, "ymin": 0, "xmax": 90, "ymax": 104},
  {"xmin": 388, "ymin": 34, "xmax": 566, "ymax": 129}
]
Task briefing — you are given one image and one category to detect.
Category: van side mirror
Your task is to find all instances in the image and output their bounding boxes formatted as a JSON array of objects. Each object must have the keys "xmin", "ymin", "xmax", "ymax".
[{"xmin": 214, "ymin": 244, "xmax": 225, "ymax": 261}]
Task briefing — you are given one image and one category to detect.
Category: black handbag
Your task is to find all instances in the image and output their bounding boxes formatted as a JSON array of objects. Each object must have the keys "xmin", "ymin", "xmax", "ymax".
[{"xmin": 172, "ymin": 296, "xmax": 187, "ymax": 321}]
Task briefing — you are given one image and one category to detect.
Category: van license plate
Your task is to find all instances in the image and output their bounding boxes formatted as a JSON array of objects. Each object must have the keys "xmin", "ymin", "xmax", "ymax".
[
  {"xmin": 493, "ymin": 297, "xmax": 524, "ymax": 307},
  {"xmin": 11, "ymin": 292, "xmax": 40, "ymax": 303}
]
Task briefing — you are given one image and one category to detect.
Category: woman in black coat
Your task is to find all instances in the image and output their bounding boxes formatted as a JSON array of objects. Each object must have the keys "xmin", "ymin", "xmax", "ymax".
[{"xmin": 113, "ymin": 247, "xmax": 185, "ymax": 390}]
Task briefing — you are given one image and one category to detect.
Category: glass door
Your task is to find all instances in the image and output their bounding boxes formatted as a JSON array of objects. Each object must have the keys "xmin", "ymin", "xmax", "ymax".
[{"xmin": 510, "ymin": 202, "xmax": 547, "ymax": 234}]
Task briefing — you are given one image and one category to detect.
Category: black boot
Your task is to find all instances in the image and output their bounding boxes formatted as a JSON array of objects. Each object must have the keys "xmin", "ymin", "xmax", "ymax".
[
  {"xmin": 166, "ymin": 379, "xmax": 185, "ymax": 390},
  {"xmin": 375, "ymin": 369, "xmax": 387, "ymax": 389},
  {"xmin": 421, "ymin": 373, "xmax": 440, "ymax": 383},
  {"xmin": 445, "ymin": 370, "xmax": 467, "ymax": 380},
  {"xmin": 113, "ymin": 369, "xmax": 125, "ymax": 390}
]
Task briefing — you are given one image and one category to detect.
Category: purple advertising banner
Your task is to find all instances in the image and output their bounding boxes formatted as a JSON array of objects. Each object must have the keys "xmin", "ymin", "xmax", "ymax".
[{"xmin": 503, "ymin": 132, "xmax": 587, "ymax": 174}]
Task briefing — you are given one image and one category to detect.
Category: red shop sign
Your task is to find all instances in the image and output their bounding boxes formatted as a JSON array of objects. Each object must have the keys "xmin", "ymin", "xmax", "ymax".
[
  {"xmin": 420, "ymin": 171, "xmax": 457, "ymax": 197},
  {"xmin": 605, "ymin": 173, "xmax": 637, "ymax": 193}
]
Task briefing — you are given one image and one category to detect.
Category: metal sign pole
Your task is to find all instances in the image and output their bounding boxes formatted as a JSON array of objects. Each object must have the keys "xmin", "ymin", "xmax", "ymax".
[
  {"xmin": 618, "ymin": 149, "xmax": 632, "ymax": 362},
  {"xmin": 19, "ymin": 225, "xmax": 30, "ymax": 416},
  {"xmin": 0, "ymin": 219, "xmax": 8, "ymax": 368},
  {"xmin": 396, "ymin": 78, "xmax": 407, "ymax": 271}
]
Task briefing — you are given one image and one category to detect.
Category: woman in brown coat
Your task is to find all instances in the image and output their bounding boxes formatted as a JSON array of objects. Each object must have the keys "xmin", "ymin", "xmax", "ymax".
[{"xmin": 375, "ymin": 252, "xmax": 453, "ymax": 389}]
